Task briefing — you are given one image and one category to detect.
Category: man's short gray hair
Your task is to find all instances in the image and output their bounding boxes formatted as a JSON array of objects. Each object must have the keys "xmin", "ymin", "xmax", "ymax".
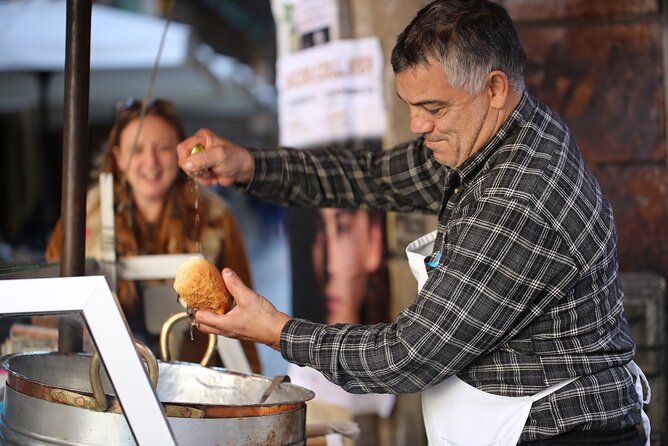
[{"xmin": 391, "ymin": 0, "xmax": 526, "ymax": 95}]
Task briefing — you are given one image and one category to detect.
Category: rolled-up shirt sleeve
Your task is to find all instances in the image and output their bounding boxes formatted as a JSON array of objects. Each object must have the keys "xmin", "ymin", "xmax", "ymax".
[{"xmin": 241, "ymin": 140, "xmax": 444, "ymax": 213}]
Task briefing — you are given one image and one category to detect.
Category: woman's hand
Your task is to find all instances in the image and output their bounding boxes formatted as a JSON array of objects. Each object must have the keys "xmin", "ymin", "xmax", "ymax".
[
  {"xmin": 177, "ymin": 129, "xmax": 255, "ymax": 187},
  {"xmin": 194, "ymin": 268, "xmax": 291, "ymax": 351}
]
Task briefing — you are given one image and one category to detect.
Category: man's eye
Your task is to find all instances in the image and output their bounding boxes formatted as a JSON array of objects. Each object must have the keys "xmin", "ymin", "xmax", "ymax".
[{"xmin": 425, "ymin": 107, "xmax": 444, "ymax": 115}]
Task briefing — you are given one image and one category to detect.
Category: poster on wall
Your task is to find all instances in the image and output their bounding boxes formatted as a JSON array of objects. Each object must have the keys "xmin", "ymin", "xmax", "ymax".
[
  {"xmin": 287, "ymin": 201, "xmax": 390, "ymax": 325},
  {"xmin": 276, "ymin": 37, "xmax": 386, "ymax": 148},
  {"xmin": 271, "ymin": 0, "xmax": 391, "ymax": 326},
  {"xmin": 271, "ymin": 0, "xmax": 339, "ymax": 56},
  {"xmin": 274, "ymin": 34, "xmax": 390, "ymax": 327},
  {"xmin": 285, "ymin": 204, "xmax": 396, "ymax": 420}
]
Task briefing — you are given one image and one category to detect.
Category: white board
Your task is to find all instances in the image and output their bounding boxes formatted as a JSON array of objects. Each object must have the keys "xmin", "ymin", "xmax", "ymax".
[{"xmin": 0, "ymin": 276, "xmax": 176, "ymax": 445}]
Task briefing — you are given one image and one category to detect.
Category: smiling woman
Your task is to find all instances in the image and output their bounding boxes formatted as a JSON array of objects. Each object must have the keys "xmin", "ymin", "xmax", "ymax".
[
  {"xmin": 38, "ymin": 98, "xmax": 260, "ymax": 371},
  {"xmin": 112, "ymin": 100, "xmax": 182, "ymax": 224}
]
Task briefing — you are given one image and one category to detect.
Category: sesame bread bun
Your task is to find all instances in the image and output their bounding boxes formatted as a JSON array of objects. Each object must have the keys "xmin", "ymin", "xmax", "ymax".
[{"xmin": 173, "ymin": 257, "xmax": 230, "ymax": 314}]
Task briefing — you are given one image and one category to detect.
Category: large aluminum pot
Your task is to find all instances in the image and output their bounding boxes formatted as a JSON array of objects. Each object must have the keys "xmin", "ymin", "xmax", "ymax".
[{"xmin": 0, "ymin": 351, "xmax": 315, "ymax": 445}]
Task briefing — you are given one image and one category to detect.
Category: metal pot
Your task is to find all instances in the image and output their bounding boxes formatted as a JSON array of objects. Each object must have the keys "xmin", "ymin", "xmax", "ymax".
[{"xmin": 1, "ymin": 350, "xmax": 314, "ymax": 445}]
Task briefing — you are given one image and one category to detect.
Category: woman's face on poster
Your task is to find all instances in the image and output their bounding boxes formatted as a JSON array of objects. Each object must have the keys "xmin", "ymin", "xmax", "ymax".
[{"xmin": 311, "ymin": 208, "xmax": 382, "ymax": 324}]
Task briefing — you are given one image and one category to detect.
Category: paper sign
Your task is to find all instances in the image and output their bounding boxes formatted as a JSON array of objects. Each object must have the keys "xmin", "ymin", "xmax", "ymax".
[
  {"xmin": 271, "ymin": 0, "xmax": 338, "ymax": 56},
  {"xmin": 276, "ymin": 37, "xmax": 386, "ymax": 148}
]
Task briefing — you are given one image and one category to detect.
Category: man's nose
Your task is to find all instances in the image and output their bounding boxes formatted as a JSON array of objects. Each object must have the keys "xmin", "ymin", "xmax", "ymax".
[{"xmin": 410, "ymin": 114, "xmax": 434, "ymax": 135}]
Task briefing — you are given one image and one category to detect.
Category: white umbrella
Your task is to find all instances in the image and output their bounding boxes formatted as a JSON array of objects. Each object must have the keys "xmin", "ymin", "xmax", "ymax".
[
  {"xmin": 0, "ymin": 0, "xmax": 189, "ymax": 71},
  {"xmin": 0, "ymin": 0, "xmax": 275, "ymax": 122}
]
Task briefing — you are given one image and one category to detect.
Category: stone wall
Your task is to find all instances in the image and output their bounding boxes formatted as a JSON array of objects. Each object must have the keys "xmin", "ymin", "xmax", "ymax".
[{"xmin": 498, "ymin": 0, "xmax": 668, "ymax": 285}]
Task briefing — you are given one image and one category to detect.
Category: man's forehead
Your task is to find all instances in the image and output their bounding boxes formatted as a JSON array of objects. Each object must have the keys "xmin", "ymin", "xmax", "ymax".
[{"xmin": 395, "ymin": 63, "xmax": 459, "ymax": 104}]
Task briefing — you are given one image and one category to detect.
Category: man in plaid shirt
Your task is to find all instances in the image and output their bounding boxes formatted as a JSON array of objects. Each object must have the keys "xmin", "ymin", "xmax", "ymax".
[{"xmin": 179, "ymin": 0, "xmax": 648, "ymax": 443}]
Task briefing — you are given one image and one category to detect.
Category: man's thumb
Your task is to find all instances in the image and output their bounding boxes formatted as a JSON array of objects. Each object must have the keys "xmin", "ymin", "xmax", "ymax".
[{"xmin": 221, "ymin": 268, "xmax": 248, "ymax": 300}]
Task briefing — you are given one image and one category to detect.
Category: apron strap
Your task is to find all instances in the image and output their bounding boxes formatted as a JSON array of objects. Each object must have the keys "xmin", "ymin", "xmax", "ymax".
[
  {"xmin": 625, "ymin": 360, "xmax": 651, "ymax": 446},
  {"xmin": 625, "ymin": 360, "xmax": 651, "ymax": 404},
  {"xmin": 530, "ymin": 376, "xmax": 578, "ymax": 402}
]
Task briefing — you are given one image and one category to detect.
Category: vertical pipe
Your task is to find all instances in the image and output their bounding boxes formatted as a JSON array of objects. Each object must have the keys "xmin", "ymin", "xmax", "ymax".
[{"xmin": 58, "ymin": 0, "xmax": 92, "ymax": 353}]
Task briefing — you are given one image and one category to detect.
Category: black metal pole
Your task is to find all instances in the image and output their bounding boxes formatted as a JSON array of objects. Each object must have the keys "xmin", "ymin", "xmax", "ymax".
[{"xmin": 59, "ymin": 0, "xmax": 92, "ymax": 353}]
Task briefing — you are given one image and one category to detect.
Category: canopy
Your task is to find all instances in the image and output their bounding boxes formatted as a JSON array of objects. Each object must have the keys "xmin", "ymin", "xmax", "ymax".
[
  {"xmin": 0, "ymin": 0, "xmax": 189, "ymax": 71},
  {"xmin": 0, "ymin": 0, "xmax": 275, "ymax": 122}
]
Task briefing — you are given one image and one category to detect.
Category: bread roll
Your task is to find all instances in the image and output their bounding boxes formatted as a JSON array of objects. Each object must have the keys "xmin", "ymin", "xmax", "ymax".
[{"xmin": 173, "ymin": 257, "xmax": 230, "ymax": 314}]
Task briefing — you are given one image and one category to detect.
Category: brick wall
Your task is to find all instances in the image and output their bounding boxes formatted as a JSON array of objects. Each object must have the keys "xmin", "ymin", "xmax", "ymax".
[{"xmin": 498, "ymin": 0, "xmax": 668, "ymax": 288}]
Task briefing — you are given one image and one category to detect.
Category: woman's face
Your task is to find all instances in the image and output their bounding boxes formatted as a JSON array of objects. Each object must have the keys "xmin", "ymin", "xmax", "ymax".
[
  {"xmin": 312, "ymin": 208, "xmax": 382, "ymax": 324},
  {"xmin": 113, "ymin": 114, "xmax": 180, "ymax": 206}
]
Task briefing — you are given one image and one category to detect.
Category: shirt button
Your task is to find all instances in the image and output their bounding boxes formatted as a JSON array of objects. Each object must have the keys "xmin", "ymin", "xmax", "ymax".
[{"xmin": 454, "ymin": 188, "xmax": 460, "ymax": 194}]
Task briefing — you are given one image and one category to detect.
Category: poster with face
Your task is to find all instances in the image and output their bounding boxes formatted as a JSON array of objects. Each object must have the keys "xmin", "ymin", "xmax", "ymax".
[
  {"xmin": 286, "ymin": 139, "xmax": 390, "ymax": 327},
  {"xmin": 289, "ymin": 206, "xmax": 390, "ymax": 326},
  {"xmin": 285, "ymin": 160, "xmax": 396, "ymax": 424},
  {"xmin": 312, "ymin": 207, "xmax": 388, "ymax": 324}
]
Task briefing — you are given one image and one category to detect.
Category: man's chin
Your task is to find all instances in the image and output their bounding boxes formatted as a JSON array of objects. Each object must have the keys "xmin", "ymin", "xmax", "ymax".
[{"xmin": 433, "ymin": 153, "xmax": 455, "ymax": 168}]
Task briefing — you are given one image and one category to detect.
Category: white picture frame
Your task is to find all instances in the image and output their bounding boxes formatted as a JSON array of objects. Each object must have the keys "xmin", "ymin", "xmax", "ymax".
[{"xmin": 0, "ymin": 275, "xmax": 176, "ymax": 445}]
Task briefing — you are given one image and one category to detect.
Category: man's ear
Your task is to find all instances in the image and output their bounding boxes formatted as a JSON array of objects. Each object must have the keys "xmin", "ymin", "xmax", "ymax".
[{"xmin": 488, "ymin": 70, "xmax": 510, "ymax": 110}]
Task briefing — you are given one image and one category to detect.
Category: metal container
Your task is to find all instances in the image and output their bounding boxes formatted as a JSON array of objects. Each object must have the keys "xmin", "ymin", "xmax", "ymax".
[{"xmin": 1, "ymin": 352, "xmax": 314, "ymax": 445}]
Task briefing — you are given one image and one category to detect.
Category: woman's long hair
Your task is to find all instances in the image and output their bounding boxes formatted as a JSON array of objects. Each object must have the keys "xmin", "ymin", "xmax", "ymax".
[{"xmin": 96, "ymin": 99, "xmax": 210, "ymax": 312}]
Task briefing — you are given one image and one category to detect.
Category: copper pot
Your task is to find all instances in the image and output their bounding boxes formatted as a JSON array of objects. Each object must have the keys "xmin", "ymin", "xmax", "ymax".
[{"xmin": 1, "ymin": 348, "xmax": 314, "ymax": 445}]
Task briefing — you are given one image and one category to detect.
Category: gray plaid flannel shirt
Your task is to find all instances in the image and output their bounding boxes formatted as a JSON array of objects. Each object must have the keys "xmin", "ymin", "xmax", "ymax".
[{"xmin": 244, "ymin": 91, "xmax": 642, "ymax": 441}]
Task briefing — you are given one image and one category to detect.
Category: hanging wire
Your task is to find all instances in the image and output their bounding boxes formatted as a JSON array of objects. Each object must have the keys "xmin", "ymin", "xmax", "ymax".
[{"xmin": 116, "ymin": 0, "xmax": 177, "ymax": 225}]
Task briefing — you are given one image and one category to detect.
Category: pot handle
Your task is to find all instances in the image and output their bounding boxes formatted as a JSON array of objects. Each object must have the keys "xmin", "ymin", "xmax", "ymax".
[
  {"xmin": 159, "ymin": 311, "xmax": 217, "ymax": 367},
  {"xmin": 89, "ymin": 340, "xmax": 159, "ymax": 412}
]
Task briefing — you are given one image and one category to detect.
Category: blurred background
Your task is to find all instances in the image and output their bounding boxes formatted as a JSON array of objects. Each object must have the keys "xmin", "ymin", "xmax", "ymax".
[
  {"xmin": 0, "ymin": 0, "xmax": 280, "ymax": 262},
  {"xmin": 0, "ymin": 0, "xmax": 667, "ymax": 444},
  {"xmin": 0, "ymin": 0, "xmax": 291, "ymax": 377}
]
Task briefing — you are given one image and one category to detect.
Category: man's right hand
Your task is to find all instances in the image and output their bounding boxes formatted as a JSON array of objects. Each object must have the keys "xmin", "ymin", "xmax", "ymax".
[
  {"xmin": 177, "ymin": 128, "xmax": 255, "ymax": 187},
  {"xmin": 194, "ymin": 268, "xmax": 291, "ymax": 351}
]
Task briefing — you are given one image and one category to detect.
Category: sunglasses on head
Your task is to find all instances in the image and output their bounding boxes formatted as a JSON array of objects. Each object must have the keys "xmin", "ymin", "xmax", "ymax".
[{"xmin": 114, "ymin": 97, "xmax": 175, "ymax": 116}]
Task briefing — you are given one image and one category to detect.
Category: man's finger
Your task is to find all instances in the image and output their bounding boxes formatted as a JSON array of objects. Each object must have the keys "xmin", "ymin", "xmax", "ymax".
[
  {"xmin": 181, "ymin": 149, "xmax": 213, "ymax": 175},
  {"xmin": 195, "ymin": 309, "xmax": 221, "ymax": 327},
  {"xmin": 177, "ymin": 129, "xmax": 214, "ymax": 172},
  {"xmin": 194, "ymin": 322, "xmax": 218, "ymax": 335},
  {"xmin": 177, "ymin": 132, "xmax": 208, "ymax": 163},
  {"xmin": 221, "ymin": 268, "xmax": 250, "ymax": 302}
]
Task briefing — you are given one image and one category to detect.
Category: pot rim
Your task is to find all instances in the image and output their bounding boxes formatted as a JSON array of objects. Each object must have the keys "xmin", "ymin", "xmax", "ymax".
[{"xmin": 1, "ymin": 351, "xmax": 315, "ymax": 418}]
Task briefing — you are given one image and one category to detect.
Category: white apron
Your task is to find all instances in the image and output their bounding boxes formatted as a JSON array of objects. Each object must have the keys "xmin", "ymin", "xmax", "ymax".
[{"xmin": 406, "ymin": 230, "xmax": 651, "ymax": 446}]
